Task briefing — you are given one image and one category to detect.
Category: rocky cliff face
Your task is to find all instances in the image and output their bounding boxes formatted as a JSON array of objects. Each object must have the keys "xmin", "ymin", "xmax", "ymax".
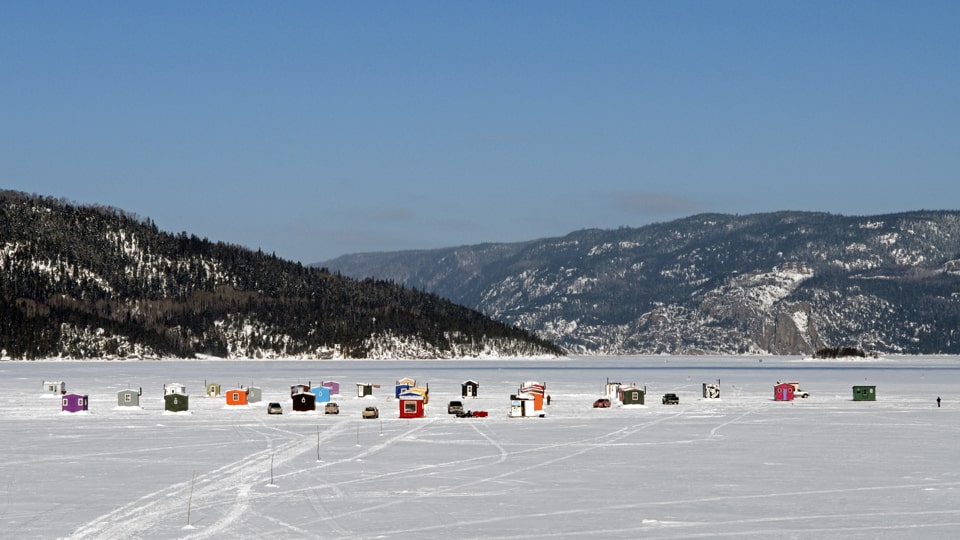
[{"xmin": 321, "ymin": 211, "xmax": 960, "ymax": 355}]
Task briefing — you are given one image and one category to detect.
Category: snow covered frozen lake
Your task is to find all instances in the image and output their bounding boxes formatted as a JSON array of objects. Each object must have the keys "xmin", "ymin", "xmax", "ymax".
[{"xmin": 2, "ymin": 355, "xmax": 958, "ymax": 539}]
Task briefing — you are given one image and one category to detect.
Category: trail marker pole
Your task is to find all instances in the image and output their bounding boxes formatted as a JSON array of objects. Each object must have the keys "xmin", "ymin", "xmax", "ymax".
[{"xmin": 186, "ymin": 471, "xmax": 197, "ymax": 526}]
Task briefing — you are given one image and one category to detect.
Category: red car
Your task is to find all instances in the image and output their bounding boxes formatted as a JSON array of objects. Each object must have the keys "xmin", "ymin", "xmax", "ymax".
[{"xmin": 593, "ymin": 398, "xmax": 612, "ymax": 408}]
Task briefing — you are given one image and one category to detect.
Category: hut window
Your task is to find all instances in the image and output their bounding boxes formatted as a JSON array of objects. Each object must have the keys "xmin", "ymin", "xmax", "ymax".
[
  {"xmin": 124, "ymin": 394, "xmax": 131, "ymax": 402},
  {"xmin": 404, "ymin": 402, "xmax": 417, "ymax": 413},
  {"xmin": 62, "ymin": 399, "xmax": 67, "ymax": 406},
  {"xmin": 232, "ymin": 393, "xmax": 239, "ymax": 400}
]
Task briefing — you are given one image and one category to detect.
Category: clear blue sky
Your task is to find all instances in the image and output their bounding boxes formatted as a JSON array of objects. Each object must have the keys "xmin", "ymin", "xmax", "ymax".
[{"xmin": 3, "ymin": 1, "xmax": 958, "ymax": 263}]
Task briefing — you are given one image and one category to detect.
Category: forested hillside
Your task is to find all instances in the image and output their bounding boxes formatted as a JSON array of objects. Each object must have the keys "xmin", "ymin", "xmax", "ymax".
[
  {"xmin": 322, "ymin": 211, "xmax": 960, "ymax": 355},
  {"xmin": 0, "ymin": 191, "xmax": 563, "ymax": 359}
]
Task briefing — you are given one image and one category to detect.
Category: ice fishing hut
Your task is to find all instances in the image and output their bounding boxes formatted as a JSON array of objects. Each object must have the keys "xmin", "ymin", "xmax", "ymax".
[
  {"xmin": 852, "ymin": 385, "xmax": 876, "ymax": 401},
  {"xmin": 117, "ymin": 388, "xmax": 142, "ymax": 407},
  {"xmin": 703, "ymin": 380, "xmax": 721, "ymax": 399},
  {"xmin": 225, "ymin": 387, "xmax": 248, "ymax": 406},
  {"xmin": 357, "ymin": 383, "xmax": 375, "ymax": 398},
  {"xmin": 164, "ymin": 383, "xmax": 189, "ymax": 412},
  {"xmin": 399, "ymin": 392, "xmax": 425, "ymax": 418},
  {"xmin": 62, "ymin": 393, "xmax": 88, "ymax": 413},
  {"xmin": 605, "ymin": 379, "xmax": 622, "ymax": 397},
  {"xmin": 619, "ymin": 385, "xmax": 645, "ymax": 405},
  {"xmin": 395, "ymin": 377, "xmax": 416, "ymax": 398},
  {"xmin": 321, "ymin": 381, "xmax": 340, "ymax": 396},
  {"xmin": 774, "ymin": 383, "xmax": 795, "ymax": 401},
  {"xmin": 311, "ymin": 385, "xmax": 331, "ymax": 403},
  {"xmin": 519, "ymin": 382, "xmax": 546, "ymax": 412},
  {"xmin": 461, "ymin": 380, "xmax": 479, "ymax": 398},
  {"xmin": 509, "ymin": 394, "xmax": 543, "ymax": 418},
  {"xmin": 402, "ymin": 384, "xmax": 429, "ymax": 404},
  {"xmin": 246, "ymin": 386, "xmax": 262, "ymax": 403},
  {"xmin": 292, "ymin": 391, "xmax": 316, "ymax": 412},
  {"xmin": 205, "ymin": 383, "xmax": 221, "ymax": 397},
  {"xmin": 43, "ymin": 381, "xmax": 66, "ymax": 396}
]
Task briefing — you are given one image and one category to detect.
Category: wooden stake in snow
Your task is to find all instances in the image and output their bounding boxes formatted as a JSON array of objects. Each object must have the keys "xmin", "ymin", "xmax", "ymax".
[
  {"xmin": 186, "ymin": 471, "xmax": 197, "ymax": 526},
  {"xmin": 270, "ymin": 454, "xmax": 275, "ymax": 486},
  {"xmin": 316, "ymin": 425, "xmax": 321, "ymax": 461}
]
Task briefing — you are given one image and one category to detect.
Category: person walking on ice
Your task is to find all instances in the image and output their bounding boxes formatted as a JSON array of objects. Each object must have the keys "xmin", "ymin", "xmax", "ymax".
[{"xmin": 937, "ymin": 396, "xmax": 941, "ymax": 407}]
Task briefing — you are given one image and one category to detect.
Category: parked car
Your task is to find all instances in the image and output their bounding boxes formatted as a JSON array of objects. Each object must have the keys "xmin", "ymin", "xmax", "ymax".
[
  {"xmin": 662, "ymin": 393, "xmax": 679, "ymax": 405},
  {"xmin": 592, "ymin": 398, "xmax": 612, "ymax": 408},
  {"xmin": 447, "ymin": 400, "xmax": 464, "ymax": 414},
  {"xmin": 267, "ymin": 402, "xmax": 283, "ymax": 415},
  {"xmin": 324, "ymin": 402, "xmax": 340, "ymax": 415},
  {"xmin": 362, "ymin": 406, "xmax": 379, "ymax": 419}
]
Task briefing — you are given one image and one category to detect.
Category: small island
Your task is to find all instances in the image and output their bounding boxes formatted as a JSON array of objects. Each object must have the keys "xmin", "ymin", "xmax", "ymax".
[{"xmin": 812, "ymin": 347, "xmax": 869, "ymax": 359}]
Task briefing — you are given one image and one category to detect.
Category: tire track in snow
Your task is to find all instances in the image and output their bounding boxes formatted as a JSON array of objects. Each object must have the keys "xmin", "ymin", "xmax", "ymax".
[
  {"xmin": 268, "ymin": 419, "xmax": 439, "ymax": 488},
  {"xmin": 177, "ymin": 415, "xmax": 278, "ymax": 539},
  {"xmin": 336, "ymin": 407, "xmax": 788, "ymax": 536},
  {"xmin": 6, "ymin": 440, "xmax": 239, "ymax": 467},
  {"xmin": 63, "ymin": 425, "xmax": 318, "ymax": 540},
  {"xmin": 275, "ymin": 421, "xmax": 356, "ymax": 537},
  {"xmin": 396, "ymin": 480, "xmax": 960, "ymax": 537},
  {"xmin": 708, "ymin": 404, "xmax": 760, "ymax": 438},
  {"xmin": 438, "ymin": 509, "xmax": 960, "ymax": 539},
  {"xmin": 305, "ymin": 411, "xmax": 686, "ymax": 528},
  {"xmin": 181, "ymin": 420, "xmax": 365, "ymax": 539},
  {"xmin": 147, "ymin": 408, "xmax": 727, "ymax": 536},
  {"xmin": 228, "ymin": 419, "xmax": 439, "ymax": 538},
  {"xmin": 189, "ymin": 419, "xmax": 422, "ymax": 538}
]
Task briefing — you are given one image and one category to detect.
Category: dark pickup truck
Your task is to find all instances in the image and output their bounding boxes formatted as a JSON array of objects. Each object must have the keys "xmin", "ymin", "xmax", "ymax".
[{"xmin": 662, "ymin": 393, "xmax": 680, "ymax": 405}]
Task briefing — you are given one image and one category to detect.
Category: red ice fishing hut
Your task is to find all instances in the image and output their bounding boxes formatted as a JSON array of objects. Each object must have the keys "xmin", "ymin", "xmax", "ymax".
[
  {"xmin": 399, "ymin": 392, "xmax": 424, "ymax": 418},
  {"xmin": 774, "ymin": 383, "xmax": 795, "ymax": 401}
]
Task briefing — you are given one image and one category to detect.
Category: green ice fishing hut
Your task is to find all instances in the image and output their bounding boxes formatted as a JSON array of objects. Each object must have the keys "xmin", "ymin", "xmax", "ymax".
[{"xmin": 852, "ymin": 385, "xmax": 876, "ymax": 401}]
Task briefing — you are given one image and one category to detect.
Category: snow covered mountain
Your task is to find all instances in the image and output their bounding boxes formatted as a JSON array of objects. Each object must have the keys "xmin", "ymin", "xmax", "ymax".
[
  {"xmin": 0, "ymin": 191, "xmax": 563, "ymax": 359},
  {"xmin": 320, "ymin": 211, "xmax": 960, "ymax": 355}
]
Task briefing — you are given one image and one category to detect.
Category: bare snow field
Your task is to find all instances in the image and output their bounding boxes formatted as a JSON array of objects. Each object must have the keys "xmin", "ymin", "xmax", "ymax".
[{"xmin": 1, "ymin": 356, "xmax": 958, "ymax": 539}]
